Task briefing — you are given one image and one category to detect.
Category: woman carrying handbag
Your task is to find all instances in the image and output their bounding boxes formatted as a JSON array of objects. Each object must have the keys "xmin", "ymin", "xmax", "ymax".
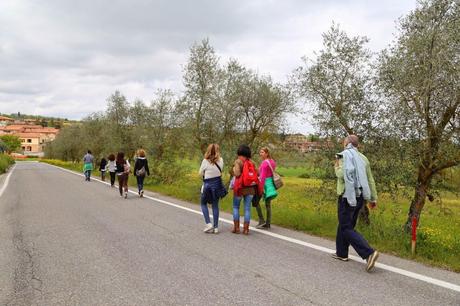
[{"xmin": 256, "ymin": 147, "xmax": 278, "ymax": 229}]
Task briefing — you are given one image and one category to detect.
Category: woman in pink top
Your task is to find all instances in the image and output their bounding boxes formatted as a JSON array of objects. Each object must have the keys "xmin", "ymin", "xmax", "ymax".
[{"xmin": 256, "ymin": 147, "xmax": 277, "ymax": 229}]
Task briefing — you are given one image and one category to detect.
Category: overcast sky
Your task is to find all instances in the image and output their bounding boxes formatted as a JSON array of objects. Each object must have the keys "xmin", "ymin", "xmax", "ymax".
[{"xmin": 0, "ymin": 0, "xmax": 415, "ymax": 133}]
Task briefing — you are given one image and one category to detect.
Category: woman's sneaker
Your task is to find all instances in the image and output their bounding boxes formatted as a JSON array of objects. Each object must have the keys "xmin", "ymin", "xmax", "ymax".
[
  {"xmin": 140, "ymin": 190, "xmax": 144, "ymax": 198},
  {"xmin": 256, "ymin": 222, "xmax": 266, "ymax": 229},
  {"xmin": 203, "ymin": 223, "xmax": 214, "ymax": 233},
  {"xmin": 124, "ymin": 192, "xmax": 128, "ymax": 199},
  {"xmin": 213, "ymin": 228, "xmax": 219, "ymax": 234}
]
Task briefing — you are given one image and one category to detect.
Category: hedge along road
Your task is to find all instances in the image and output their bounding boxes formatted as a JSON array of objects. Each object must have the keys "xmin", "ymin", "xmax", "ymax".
[{"xmin": 0, "ymin": 162, "xmax": 459, "ymax": 305}]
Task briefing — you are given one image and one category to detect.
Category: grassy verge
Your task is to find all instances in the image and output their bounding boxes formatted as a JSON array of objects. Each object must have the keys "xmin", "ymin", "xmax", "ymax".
[
  {"xmin": 0, "ymin": 154, "xmax": 15, "ymax": 174},
  {"xmin": 40, "ymin": 158, "xmax": 460, "ymax": 272}
]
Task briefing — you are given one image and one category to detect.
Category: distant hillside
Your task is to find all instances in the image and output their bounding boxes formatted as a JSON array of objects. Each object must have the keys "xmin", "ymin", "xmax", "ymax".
[{"xmin": 0, "ymin": 113, "xmax": 79, "ymax": 129}]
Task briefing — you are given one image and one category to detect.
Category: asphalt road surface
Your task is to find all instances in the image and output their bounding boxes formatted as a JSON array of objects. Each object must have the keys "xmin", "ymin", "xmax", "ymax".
[{"xmin": 0, "ymin": 162, "xmax": 459, "ymax": 305}]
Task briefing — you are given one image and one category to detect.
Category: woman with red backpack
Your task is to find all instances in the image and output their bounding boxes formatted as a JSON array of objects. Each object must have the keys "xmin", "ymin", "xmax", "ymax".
[{"xmin": 230, "ymin": 145, "xmax": 258, "ymax": 235}]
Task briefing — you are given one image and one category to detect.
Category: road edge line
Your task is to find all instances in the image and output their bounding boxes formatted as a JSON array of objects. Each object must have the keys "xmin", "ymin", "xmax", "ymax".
[
  {"xmin": 43, "ymin": 162, "xmax": 460, "ymax": 293},
  {"xmin": 0, "ymin": 164, "xmax": 16, "ymax": 198}
]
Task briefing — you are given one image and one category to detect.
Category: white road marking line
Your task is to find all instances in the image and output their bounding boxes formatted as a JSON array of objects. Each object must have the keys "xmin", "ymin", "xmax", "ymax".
[
  {"xmin": 43, "ymin": 162, "xmax": 460, "ymax": 293},
  {"xmin": 0, "ymin": 164, "xmax": 16, "ymax": 198}
]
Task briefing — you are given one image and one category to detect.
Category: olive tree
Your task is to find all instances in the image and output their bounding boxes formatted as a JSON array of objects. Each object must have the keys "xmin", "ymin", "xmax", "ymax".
[
  {"xmin": 293, "ymin": 24, "xmax": 379, "ymax": 139},
  {"xmin": 378, "ymin": 0, "xmax": 460, "ymax": 228},
  {"xmin": 238, "ymin": 74, "xmax": 294, "ymax": 149},
  {"xmin": 0, "ymin": 135, "xmax": 21, "ymax": 154},
  {"xmin": 293, "ymin": 24, "xmax": 379, "ymax": 223},
  {"xmin": 182, "ymin": 38, "xmax": 220, "ymax": 153}
]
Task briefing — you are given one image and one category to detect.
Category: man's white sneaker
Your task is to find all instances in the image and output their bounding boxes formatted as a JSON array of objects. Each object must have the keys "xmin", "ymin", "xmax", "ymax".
[
  {"xmin": 203, "ymin": 223, "xmax": 214, "ymax": 233},
  {"xmin": 140, "ymin": 190, "xmax": 144, "ymax": 198},
  {"xmin": 213, "ymin": 228, "xmax": 219, "ymax": 234},
  {"xmin": 366, "ymin": 251, "xmax": 379, "ymax": 272},
  {"xmin": 331, "ymin": 253, "xmax": 349, "ymax": 261}
]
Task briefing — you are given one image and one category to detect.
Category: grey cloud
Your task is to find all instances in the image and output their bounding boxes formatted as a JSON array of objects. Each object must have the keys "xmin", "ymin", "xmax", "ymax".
[{"xmin": 0, "ymin": 0, "xmax": 415, "ymax": 133}]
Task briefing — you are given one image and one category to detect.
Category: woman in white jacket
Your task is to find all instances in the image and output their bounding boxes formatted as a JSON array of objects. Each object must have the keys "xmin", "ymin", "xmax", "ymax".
[{"xmin": 199, "ymin": 144, "xmax": 225, "ymax": 234}]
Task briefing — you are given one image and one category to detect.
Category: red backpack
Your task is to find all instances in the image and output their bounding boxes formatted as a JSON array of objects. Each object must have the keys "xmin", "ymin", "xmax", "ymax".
[{"xmin": 242, "ymin": 159, "xmax": 258, "ymax": 187}]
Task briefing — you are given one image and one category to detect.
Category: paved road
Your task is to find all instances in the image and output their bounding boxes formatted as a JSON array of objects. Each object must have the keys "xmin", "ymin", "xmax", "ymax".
[{"xmin": 0, "ymin": 162, "xmax": 459, "ymax": 305}]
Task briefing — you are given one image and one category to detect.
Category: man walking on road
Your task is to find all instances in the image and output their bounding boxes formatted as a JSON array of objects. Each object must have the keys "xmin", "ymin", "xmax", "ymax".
[
  {"xmin": 83, "ymin": 150, "xmax": 94, "ymax": 182},
  {"xmin": 332, "ymin": 135, "xmax": 379, "ymax": 272}
]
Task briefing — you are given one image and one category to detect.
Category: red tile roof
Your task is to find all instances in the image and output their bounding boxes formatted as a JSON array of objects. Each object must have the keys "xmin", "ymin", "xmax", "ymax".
[
  {"xmin": 0, "ymin": 125, "xmax": 59, "ymax": 135},
  {"xmin": 14, "ymin": 132, "xmax": 42, "ymax": 138}
]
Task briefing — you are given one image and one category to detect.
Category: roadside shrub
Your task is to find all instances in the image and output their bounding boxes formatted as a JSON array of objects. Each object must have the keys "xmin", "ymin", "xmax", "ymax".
[
  {"xmin": 148, "ymin": 156, "xmax": 190, "ymax": 185},
  {"xmin": 0, "ymin": 154, "xmax": 15, "ymax": 173}
]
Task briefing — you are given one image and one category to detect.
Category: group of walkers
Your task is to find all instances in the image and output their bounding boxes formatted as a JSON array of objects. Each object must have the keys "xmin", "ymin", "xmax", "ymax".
[
  {"xmin": 199, "ymin": 144, "xmax": 279, "ymax": 235},
  {"xmin": 82, "ymin": 149, "xmax": 150, "ymax": 199},
  {"xmin": 197, "ymin": 135, "xmax": 380, "ymax": 272},
  {"xmin": 82, "ymin": 134, "xmax": 379, "ymax": 272}
]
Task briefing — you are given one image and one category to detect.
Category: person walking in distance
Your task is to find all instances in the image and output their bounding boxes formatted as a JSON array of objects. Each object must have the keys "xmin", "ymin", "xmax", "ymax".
[
  {"xmin": 99, "ymin": 157, "xmax": 108, "ymax": 182},
  {"xmin": 199, "ymin": 144, "xmax": 225, "ymax": 234},
  {"xmin": 107, "ymin": 154, "xmax": 117, "ymax": 187},
  {"xmin": 256, "ymin": 147, "xmax": 277, "ymax": 229},
  {"xmin": 83, "ymin": 150, "xmax": 94, "ymax": 181},
  {"xmin": 231, "ymin": 145, "xmax": 258, "ymax": 235},
  {"xmin": 134, "ymin": 149, "xmax": 150, "ymax": 197},
  {"xmin": 332, "ymin": 135, "xmax": 379, "ymax": 272},
  {"xmin": 116, "ymin": 152, "xmax": 130, "ymax": 198}
]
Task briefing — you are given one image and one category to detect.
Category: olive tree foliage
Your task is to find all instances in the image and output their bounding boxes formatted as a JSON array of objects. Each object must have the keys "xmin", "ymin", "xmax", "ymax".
[
  {"xmin": 182, "ymin": 38, "xmax": 295, "ymax": 157},
  {"xmin": 292, "ymin": 25, "xmax": 382, "ymax": 224},
  {"xmin": 0, "ymin": 135, "xmax": 21, "ymax": 153},
  {"xmin": 214, "ymin": 60, "xmax": 246, "ymax": 146},
  {"xmin": 80, "ymin": 112, "xmax": 109, "ymax": 160},
  {"xmin": 106, "ymin": 91, "xmax": 133, "ymax": 153},
  {"xmin": 182, "ymin": 38, "xmax": 220, "ymax": 153},
  {"xmin": 44, "ymin": 124, "xmax": 83, "ymax": 161},
  {"xmin": 293, "ymin": 24, "xmax": 379, "ymax": 139},
  {"xmin": 378, "ymin": 0, "xmax": 460, "ymax": 228},
  {"xmin": 46, "ymin": 90, "xmax": 179, "ymax": 162},
  {"xmin": 147, "ymin": 89, "xmax": 181, "ymax": 159},
  {"xmin": 237, "ymin": 74, "xmax": 294, "ymax": 148}
]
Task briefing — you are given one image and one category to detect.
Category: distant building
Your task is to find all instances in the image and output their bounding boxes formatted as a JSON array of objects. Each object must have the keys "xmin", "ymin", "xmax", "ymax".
[
  {"xmin": 284, "ymin": 134, "xmax": 333, "ymax": 153},
  {"xmin": 0, "ymin": 116, "xmax": 14, "ymax": 126},
  {"xmin": 16, "ymin": 132, "xmax": 43, "ymax": 154},
  {"xmin": 0, "ymin": 124, "xmax": 59, "ymax": 157}
]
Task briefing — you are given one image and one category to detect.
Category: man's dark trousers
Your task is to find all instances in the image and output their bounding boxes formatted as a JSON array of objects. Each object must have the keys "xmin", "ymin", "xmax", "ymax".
[{"xmin": 336, "ymin": 195, "xmax": 374, "ymax": 259}]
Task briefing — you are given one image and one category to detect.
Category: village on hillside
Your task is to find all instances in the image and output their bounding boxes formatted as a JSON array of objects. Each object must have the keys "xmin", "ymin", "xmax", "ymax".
[{"xmin": 0, "ymin": 115, "xmax": 60, "ymax": 157}]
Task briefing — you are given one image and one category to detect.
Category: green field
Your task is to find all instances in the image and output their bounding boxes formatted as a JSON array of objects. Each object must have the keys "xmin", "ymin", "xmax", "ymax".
[{"xmin": 40, "ymin": 159, "xmax": 460, "ymax": 272}]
